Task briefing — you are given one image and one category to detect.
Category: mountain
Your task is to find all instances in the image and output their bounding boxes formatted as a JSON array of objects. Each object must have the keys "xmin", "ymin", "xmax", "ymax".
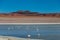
[{"xmin": 0, "ymin": 10, "xmax": 60, "ymax": 17}]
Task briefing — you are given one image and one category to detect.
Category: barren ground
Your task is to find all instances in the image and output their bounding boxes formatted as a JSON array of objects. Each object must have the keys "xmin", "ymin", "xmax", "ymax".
[{"xmin": 0, "ymin": 16, "xmax": 60, "ymax": 23}]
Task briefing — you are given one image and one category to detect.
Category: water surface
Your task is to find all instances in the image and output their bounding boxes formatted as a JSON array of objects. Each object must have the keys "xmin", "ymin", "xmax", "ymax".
[{"xmin": 0, "ymin": 24, "xmax": 60, "ymax": 40}]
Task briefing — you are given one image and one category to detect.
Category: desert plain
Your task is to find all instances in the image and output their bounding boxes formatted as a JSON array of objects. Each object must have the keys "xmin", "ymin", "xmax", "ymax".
[
  {"xmin": 0, "ymin": 11, "xmax": 60, "ymax": 23},
  {"xmin": 0, "ymin": 16, "xmax": 60, "ymax": 23}
]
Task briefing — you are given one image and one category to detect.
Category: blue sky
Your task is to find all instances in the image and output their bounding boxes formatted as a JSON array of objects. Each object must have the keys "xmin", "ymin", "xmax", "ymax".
[{"xmin": 0, "ymin": 0, "xmax": 60, "ymax": 13}]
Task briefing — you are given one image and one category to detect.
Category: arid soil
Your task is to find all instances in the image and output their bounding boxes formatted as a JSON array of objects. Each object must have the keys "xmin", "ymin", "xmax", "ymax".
[{"xmin": 0, "ymin": 16, "xmax": 60, "ymax": 23}]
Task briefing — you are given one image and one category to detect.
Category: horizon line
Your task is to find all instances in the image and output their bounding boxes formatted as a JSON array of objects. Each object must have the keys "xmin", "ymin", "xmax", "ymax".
[{"xmin": 0, "ymin": 10, "xmax": 60, "ymax": 13}]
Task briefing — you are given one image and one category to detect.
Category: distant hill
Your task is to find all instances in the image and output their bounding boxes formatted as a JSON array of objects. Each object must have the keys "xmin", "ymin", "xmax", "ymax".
[{"xmin": 0, "ymin": 10, "xmax": 60, "ymax": 17}]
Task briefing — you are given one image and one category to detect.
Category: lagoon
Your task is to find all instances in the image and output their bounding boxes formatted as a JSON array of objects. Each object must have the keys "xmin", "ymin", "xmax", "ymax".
[{"xmin": 0, "ymin": 24, "xmax": 60, "ymax": 40}]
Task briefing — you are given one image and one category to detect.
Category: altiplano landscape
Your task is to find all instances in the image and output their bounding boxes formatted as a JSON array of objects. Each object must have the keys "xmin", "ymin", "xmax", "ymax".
[{"xmin": 0, "ymin": 10, "xmax": 60, "ymax": 23}]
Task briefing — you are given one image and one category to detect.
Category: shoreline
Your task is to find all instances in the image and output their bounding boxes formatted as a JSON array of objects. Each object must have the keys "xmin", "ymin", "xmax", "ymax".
[{"xmin": 0, "ymin": 36, "xmax": 43, "ymax": 40}]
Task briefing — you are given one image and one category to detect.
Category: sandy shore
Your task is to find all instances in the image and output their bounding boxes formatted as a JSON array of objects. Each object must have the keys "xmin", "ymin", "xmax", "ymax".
[
  {"xmin": 0, "ymin": 16, "xmax": 60, "ymax": 23},
  {"xmin": 0, "ymin": 36, "xmax": 26, "ymax": 40},
  {"xmin": 0, "ymin": 36, "xmax": 43, "ymax": 40}
]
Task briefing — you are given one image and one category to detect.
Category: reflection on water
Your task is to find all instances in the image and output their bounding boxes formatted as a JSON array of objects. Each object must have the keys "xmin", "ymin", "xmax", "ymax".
[{"xmin": 0, "ymin": 24, "xmax": 60, "ymax": 40}]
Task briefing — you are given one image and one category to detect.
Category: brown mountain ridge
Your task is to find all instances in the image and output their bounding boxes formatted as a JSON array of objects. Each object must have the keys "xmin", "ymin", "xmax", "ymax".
[{"xmin": 0, "ymin": 10, "xmax": 60, "ymax": 18}]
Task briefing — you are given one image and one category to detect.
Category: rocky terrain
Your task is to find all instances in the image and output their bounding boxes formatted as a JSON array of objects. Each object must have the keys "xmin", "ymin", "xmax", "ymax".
[
  {"xmin": 0, "ymin": 10, "xmax": 60, "ymax": 17},
  {"xmin": 0, "ymin": 10, "xmax": 60, "ymax": 23}
]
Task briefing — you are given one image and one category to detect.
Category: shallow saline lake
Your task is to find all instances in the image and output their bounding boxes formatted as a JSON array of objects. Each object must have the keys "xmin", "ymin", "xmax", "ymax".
[{"xmin": 0, "ymin": 24, "xmax": 60, "ymax": 40}]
